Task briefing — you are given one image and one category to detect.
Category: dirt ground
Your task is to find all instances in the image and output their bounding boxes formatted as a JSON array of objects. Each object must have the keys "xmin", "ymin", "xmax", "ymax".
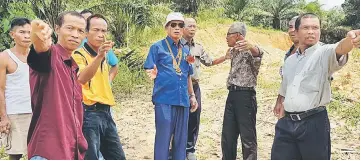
[{"xmin": 113, "ymin": 25, "xmax": 360, "ymax": 160}]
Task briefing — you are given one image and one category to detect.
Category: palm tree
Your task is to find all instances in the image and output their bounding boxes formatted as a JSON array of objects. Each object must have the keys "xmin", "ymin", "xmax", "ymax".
[{"xmin": 260, "ymin": 0, "xmax": 299, "ymax": 29}]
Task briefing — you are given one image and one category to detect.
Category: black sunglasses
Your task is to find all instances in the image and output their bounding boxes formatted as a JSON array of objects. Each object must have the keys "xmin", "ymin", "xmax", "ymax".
[{"xmin": 170, "ymin": 22, "xmax": 185, "ymax": 28}]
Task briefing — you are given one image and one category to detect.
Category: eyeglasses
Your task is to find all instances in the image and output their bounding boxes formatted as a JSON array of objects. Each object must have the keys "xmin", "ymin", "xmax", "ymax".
[
  {"xmin": 186, "ymin": 25, "xmax": 197, "ymax": 28},
  {"xmin": 170, "ymin": 22, "xmax": 185, "ymax": 28},
  {"xmin": 226, "ymin": 32, "xmax": 241, "ymax": 37}
]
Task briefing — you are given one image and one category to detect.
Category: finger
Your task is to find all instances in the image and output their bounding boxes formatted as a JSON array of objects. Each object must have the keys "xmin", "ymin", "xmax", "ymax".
[
  {"xmin": 348, "ymin": 31, "xmax": 357, "ymax": 39},
  {"xmin": 44, "ymin": 29, "xmax": 53, "ymax": 40},
  {"xmin": 353, "ymin": 30, "xmax": 360, "ymax": 36},
  {"xmin": 38, "ymin": 23, "xmax": 47, "ymax": 31}
]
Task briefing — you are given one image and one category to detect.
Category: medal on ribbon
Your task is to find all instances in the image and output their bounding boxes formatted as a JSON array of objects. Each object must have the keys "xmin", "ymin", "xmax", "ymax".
[{"xmin": 165, "ymin": 39, "xmax": 183, "ymax": 75}]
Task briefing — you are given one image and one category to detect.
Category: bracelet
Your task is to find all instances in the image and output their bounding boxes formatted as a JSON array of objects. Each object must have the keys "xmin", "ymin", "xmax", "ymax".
[{"xmin": 189, "ymin": 93, "xmax": 195, "ymax": 97}]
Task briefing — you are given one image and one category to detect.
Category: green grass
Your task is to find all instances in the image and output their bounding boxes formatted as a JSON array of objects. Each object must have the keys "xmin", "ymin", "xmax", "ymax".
[{"xmin": 328, "ymin": 91, "xmax": 360, "ymax": 126}]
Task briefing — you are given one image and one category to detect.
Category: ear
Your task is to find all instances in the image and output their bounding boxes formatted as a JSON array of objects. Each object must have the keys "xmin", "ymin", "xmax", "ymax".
[
  {"xmin": 9, "ymin": 30, "xmax": 15, "ymax": 39},
  {"xmin": 55, "ymin": 25, "xmax": 60, "ymax": 35}
]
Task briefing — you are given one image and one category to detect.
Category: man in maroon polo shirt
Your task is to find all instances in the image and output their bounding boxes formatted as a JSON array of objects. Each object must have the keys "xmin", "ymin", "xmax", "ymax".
[{"xmin": 27, "ymin": 11, "xmax": 88, "ymax": 160}]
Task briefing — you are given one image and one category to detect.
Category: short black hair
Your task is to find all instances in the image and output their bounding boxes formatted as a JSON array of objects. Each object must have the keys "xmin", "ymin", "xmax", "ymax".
[
  {"xmin": 295, "ymin": 13, "xmax": 321, "ymax": 30},
  {"xmin": 80, "ymin": 9, "xmax": 93, "ymax": 15},
  {"xmin": 10, "ymin": 18, "xmax": 31, "ymax": 31},
  {"xmin": 56, "ymin": 11, "xmax": 85, "ymax": 27},
  {"xmin": 86, "ymin": 14, "xmax": 108, "ymax": 31}
]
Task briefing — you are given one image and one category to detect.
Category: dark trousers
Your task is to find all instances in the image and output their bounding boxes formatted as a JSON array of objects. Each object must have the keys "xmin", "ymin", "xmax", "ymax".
[
  {"xmin": 82, "ymin": 103, "xmax": 126, "ymax": 160},
  {"xmin": 271, "ymin": 110, "xmax": 331, "ymax": 160},
  {"xmin": 154, "ymin": 104, "xmax": 189, "ymax": 160},
  {"xmin": 221, "ymin": 90, "xmax": 258, "ymax": 160},
  {"xmin": 187, "ymin": 83, "xmax": 202, "ymax": 153}
]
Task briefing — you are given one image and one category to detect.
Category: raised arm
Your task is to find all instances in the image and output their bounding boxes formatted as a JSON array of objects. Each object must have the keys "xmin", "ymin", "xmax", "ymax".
[
  {"xmin": 77, "ymin": 41, "xmax": 114, "ymax": 85},
  {"xmin": 31, "ymin": 20, "xmax": 53, "ymax": 53},
  {"xmin": 335, "ymin": 30, "xmax": 360, "ymax": 56}
]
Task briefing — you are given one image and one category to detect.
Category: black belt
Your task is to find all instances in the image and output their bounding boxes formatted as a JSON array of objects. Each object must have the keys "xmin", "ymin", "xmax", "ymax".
[
  {"xmin": 227, "ymin": 85, "xmax": 255, "ymax": 91},
  {"xmin": 84, "ymin": 103, "xmax": 111, "ymax": 112},
  {"xmin": 285, "ymin": 106, "xmax": 326, "ymax": 121}
]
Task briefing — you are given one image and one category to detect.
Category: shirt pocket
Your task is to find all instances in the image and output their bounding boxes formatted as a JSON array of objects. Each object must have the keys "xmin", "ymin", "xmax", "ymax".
[{"xmin": 300, "ymin": 70, "xmax": 322, "ymax": 93}]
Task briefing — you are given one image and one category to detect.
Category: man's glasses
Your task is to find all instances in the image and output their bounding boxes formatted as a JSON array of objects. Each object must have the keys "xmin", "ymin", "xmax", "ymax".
[{"xmin": 170, "ymin": 22, "xmax": 185, "ymax": 28}]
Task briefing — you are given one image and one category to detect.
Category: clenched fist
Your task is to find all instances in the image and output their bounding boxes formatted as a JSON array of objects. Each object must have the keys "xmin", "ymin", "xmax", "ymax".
[
  {"xmin": 31, "ymin": 20, "xmax": 53, "ymax": 52},
  {"xmin": 347, "ymin": 30, "xmax": 360, "ymax": 48}
]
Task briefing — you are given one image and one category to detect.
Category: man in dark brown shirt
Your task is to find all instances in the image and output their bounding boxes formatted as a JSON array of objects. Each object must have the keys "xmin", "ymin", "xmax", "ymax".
[
  {"xmin": 222, "ymin": 22, "xmax": 263, "ymax": 160},
  {"xmin": 27, "ymin": 11, "xmax": 88, "ymax": 160}
]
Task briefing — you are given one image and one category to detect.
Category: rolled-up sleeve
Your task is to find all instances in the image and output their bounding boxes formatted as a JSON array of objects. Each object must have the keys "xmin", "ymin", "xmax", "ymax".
[{"xmin": 27, "ymin": 45, "xmax": 51, "ymax": 73}]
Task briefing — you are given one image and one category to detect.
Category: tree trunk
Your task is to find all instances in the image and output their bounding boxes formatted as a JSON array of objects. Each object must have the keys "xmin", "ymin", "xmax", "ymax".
[{"xmin": 272, "ymin": 17, "xmax": 281, "ymax": 29}]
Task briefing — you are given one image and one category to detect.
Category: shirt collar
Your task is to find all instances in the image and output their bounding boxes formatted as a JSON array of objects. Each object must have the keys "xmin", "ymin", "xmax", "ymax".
[
  {"xmin": 180, "ymin": 37, "xmax": 195, "ymax": 46},
  {"xmin": 83, "ymin": 42, "xmax": 98, "ymax": 57},
  {"xmin": 55, "ymin": 43, "xmax": 79, "ymax": 71},
  {"xmin": 295, "ymin": 42, "xmax": 321, "ymax": 56},
  {"xmin": 166, "ymin": 36, "xmax": 182, "ymax": 47}
]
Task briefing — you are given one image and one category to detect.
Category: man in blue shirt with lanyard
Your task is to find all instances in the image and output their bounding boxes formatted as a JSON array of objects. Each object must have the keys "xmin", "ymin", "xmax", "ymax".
[{"xmin": 144, "ymin": 12, "xmax": 198, "ymax": 160}]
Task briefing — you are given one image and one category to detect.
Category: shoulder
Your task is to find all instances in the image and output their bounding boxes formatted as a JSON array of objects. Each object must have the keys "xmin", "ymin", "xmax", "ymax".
[{"xmin": 0, "ymin": 51, "xmax": 9, "ymax": 66}]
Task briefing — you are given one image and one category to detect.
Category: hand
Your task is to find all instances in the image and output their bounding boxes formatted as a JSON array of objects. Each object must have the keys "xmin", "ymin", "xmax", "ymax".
[
  {"xmin": 98, "ymin": 41, "xmax": 114, "ymax": 58},
  {"xmin": 31, "ymin": 20, "xmax": 53, "ymax": 48},
  {"xmin": 146, "ymin": 65, "xmax": 157, "ymax": 80},
  {"xmin": 273, "ymin": 103, "xmax": 285, "ymax": 119},
  {"xmin": 114, "ymin": 49, "xmax": 122, "ymax": 54},
  {"xmin": 0, "ymin": 115, "xmax": 11, "ymax": 134},
  {"xmin": 225, "ymin": 48, "xmax": 232, "ymax": 59},
  {"xmin": 347, "ymin": 30, "xmax": 360, "ymax": 48},
  {"xmin": 234, "ymin": 40, "xmax": 252, "ymax": 52},
  {"xmin": 190, "ymin": 95, "xmax": 198, "ymax": 113}
]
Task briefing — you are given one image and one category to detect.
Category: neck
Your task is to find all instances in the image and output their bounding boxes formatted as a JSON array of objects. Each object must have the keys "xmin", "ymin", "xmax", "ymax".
[
  {"xmin": 87, "ymin": 42, "xmax": 100, "ymax": 54},
  {"xmin": 11, "ymin": 45, "xmax": 29, "ymax": 56},
  {"xmin": 58, "ymin": 43, "xmax": 73, "ymax": 56},
  {"xmin": 183, "ymin": 36, "xmax": 193, "ymax": 43},
  {"xmin": 293, "ymin": 42, "xmax": 299, "ymax": 48},
  {"xmin": 298, "ymin": 44, "xmax": 311, "ymax": 54},
  {"xmin": 169, "ymin": 36, "xmax": 180, "ymax": 45}
]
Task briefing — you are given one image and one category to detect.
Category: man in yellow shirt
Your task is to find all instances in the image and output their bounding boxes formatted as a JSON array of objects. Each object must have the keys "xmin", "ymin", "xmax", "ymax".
[{"xmin": 72, "ymin": 14, "xmax": 125, "ymax": 160}]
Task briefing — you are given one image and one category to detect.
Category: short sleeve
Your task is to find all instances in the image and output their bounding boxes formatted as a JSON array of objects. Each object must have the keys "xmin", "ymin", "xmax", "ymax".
[
  {"xmin": 278, "ymin": 77, "xmax": 287, "ymax": 97},
  {"xmin": 72, "ymin": 51, "xmax": 87, "ymax": 74},
  {"xmin": 106, "ymin": 49, "xmax": 119, "ymax": 67},
  {"xmin": 188, "ymin": 63, "xmax": 193, "ymax": 76},
  {"xmin": 144, "ymin": 44, "xmax": 158, "ymax": 69}
]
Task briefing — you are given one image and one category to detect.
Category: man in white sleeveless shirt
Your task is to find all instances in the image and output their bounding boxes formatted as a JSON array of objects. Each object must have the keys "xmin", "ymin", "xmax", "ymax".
[{"xmin": 0, "ymin": 18, "xmax": 32, "ymax": 160}]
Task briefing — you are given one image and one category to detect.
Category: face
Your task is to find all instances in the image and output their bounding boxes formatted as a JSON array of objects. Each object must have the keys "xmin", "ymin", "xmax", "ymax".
[
  {"xmin": 288, "ymin": 20, "xmax": 299, "ymax": 43},
  {"xmin": 56, "ymin": 14, "xmax": 86, "ymax": 51},
  {"xmin": 81, "ymin": 13, "xmax": 92, "ymax": 20},
  {"xmin": 295, "ymin": 17, "xmax": 320, "ymax": 48},
  {"xmin": 226, "ymin": 32, "xmax": 243, "ymax": 47},
  {"xmin": 87, "ymin": 18, "xmax": 108, "ymax": 48},
  {"xmin": 183, "ymin": 19, "xmax": 197, "ymax": 39},
  {"xmin": 166, "ymin": 20, "xmax": 184, "ymax": 40},
  {"xmin": 10, "ymin": 24, "xmax": 32, "ymax": 48}
]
